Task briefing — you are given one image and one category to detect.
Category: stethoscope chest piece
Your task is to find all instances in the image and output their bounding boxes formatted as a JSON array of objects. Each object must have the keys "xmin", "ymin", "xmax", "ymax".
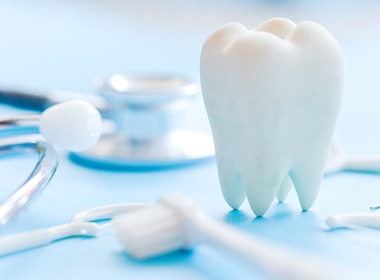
[{"xmin": 70, "ymin": 74, "xmax": 215, "ymax": 168}]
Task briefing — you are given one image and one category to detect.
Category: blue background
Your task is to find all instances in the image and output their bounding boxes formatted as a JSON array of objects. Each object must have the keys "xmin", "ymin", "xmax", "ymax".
[{"xmin": 1, "ymin": 1, "xmax": 380, "ymax": 279}]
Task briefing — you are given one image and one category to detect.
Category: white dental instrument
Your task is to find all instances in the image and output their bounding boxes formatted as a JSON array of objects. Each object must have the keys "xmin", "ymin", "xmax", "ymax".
[
  {"xmin": 0, "ymin": 73, "xmax": 215, "ymax": 169},
  {"xmin": 69, "ymin": 203, "xmax": 152, "ymax": 223},
  {"xmin": 113, "ymin": 194, "xmax": 339, "ymax": 280},
  {"xmin": 370, "ymin": 203, "xmax": 380, "ymax": 210},
  {"xmin": 0, "ymin": 100, "xmax": 102, "ymax": 228},
  {"xmin": 325, "ymin": 140, "xmax": 380, "ymax": 174},
  {"xmin": 0, "ymin": 222, "xmax": 99, "ymax": 256},
  {"xmin": 0, "ymin": 203, "xmax": 151, "ymax": 256},
  {"xmin": 326, "ymin": 210, "xmax": 380, "ymax": 230}
]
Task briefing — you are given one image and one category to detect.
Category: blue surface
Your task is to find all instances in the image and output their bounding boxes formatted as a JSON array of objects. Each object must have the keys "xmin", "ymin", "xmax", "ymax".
[{"xmin": 1, "ymin": 1, "xmax": 380, "ymax": 279}]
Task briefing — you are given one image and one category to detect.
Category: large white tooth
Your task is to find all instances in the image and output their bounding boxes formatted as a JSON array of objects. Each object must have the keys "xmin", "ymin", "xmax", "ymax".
[{"xmin": 200, "ymin": 18, "xmax": 344, "ymax": 216}]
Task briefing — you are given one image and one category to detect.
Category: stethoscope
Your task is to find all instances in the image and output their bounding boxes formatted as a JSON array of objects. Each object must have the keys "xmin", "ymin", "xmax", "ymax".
[
  {"xmin": 0, "ymin": 73, "xmax": 214, "ymax": 227},
  {"xmin": 0, "ymin": 73, "xmax": 215, "ymax": 169},
  {"xmin": 0, "ymin": 100, "xmax": 102, "ymax": 228}
]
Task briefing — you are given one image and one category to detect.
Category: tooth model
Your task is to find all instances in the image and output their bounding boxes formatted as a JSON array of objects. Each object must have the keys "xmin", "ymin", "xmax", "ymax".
[{"xmin": 200, "ymin": 18, "xmax": 344, "ymax": 216}]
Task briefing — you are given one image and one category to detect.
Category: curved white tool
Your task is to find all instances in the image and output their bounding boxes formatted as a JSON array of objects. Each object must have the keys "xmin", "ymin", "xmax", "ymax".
[
  {"xmin": 0, "ymin": 222, "xmax": 98, "ymax": 256},
  {"xmin": 325, "ymin": 140, "xmax": 380, "ymax": 174},
  {"xmin": 39, "ymin": 100, "xmax": 102, "ymax": 152},
  {"xmin": 70, "ymin": 203, "xmax": 152, "ymax": 223},
  {"xmin": 113, "ymin": 194, "xmax": 339, "ymax": 280},
  {"xmin": 0, "ymin": 203, "xmax": 151, "ymax": 256}
]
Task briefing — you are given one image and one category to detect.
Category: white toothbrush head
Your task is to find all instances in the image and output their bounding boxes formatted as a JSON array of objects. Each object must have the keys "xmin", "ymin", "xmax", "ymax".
[
  {"xmin": 39, "ymin": 100, "xmax": 102, "ymax": 151},
  {"xmin": 112, "ymin": 194, "xmax": 205, "ymax": 259},
  {"xmin": 112, "ymin": 203, "xmax": 187, "ymax": 259}
]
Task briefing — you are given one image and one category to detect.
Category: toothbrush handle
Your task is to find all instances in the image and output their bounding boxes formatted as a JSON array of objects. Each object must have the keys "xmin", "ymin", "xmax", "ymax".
[
  {"xmin": 0, "ymin": 228, "xmax": 58, "ymax": 256},
  {"xmin": 0, "ymin": 222, "xmax": 98, "ymax": 256},
  {"xmin": 193, "ymin": 217, "xmax": 337, "ymax": 280},
  {"xmin": 343, "ymin": 157, "xmax": 380, "ymax": 173}
]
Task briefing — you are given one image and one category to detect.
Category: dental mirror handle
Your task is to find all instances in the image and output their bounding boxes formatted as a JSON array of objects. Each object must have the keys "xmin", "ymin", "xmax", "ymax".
[
  {"xmin": 343, "ymin": 157, "xmax": 380, "ymax": 173},
  {"xmin": 0, "ymin": 222, "xmax": 98, "ymax": 256}
]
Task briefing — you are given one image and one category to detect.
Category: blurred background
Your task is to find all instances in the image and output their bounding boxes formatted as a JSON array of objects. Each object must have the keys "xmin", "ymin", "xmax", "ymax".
[
  {"xmin": 1, "ymin": 1, "xmax": 380, "ymax": 279},
  {"xmin": 1, "ymin": 0, "xmax": 380, "ymax": 153}
]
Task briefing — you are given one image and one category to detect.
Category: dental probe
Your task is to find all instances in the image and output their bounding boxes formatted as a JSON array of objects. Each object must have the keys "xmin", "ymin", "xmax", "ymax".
[
  {"xmin": 370, "ymin": 203, "xmax": 380, "ymax": 210},
  {"xmin": 0, "ymin": 204, "xmax": 151, "ymax": 256},
  {"xmin": 113, "ymin": 194, "xmax": 341, "ymax": 280}
]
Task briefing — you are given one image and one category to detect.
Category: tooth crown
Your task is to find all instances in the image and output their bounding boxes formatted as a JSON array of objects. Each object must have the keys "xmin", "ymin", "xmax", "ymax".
[{"xmin": 201, "ymin": 18, "xmax": 343, "ymax": 216}]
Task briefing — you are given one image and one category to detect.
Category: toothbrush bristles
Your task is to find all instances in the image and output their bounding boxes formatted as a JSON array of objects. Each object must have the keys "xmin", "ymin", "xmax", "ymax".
[{"xmin": 113, "ymin": 205, "xmax": 186, "ymax": 259}]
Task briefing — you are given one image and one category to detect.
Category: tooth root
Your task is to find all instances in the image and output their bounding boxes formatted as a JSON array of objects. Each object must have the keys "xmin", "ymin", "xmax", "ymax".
[
  {"xmin": 240, "ymin": 163, "xmax": 287, "ymax": 216},
  {"xmin": 208, "ymin": 128, "xmax": 246, "ymax": 210},
  {"xmin": 289, "ymin": 160, "xmax": 326, "ymax": 211},
  {"xmin": 276, "ymin": 175, "xmax": 292, "ymax": 203},
  {"xmin": 207, "ymin": 106, "xmax": 246, "ymax": 210},
  {"xmin": 201, "ymin": 23, "xmax": 249, "ymax": 211},
  {"xmin": 216, "ymin": 159, "xmax": 245, "ymax": 209}
]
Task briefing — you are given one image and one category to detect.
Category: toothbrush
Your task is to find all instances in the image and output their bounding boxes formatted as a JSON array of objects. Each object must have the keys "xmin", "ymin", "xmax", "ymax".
[
  {"xmin": 0, "ymin": 203, "xmax": 150, "ymax": 256},
  {"xmin": 113, "ymin": 194, "xmax": 340, "ymax": 280}
]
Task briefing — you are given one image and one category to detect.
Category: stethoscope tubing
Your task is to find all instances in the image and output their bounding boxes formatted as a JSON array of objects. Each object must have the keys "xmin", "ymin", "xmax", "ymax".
[{"xmin": 0, "ymin": 114, "xmax": 59, "ymax": 228}]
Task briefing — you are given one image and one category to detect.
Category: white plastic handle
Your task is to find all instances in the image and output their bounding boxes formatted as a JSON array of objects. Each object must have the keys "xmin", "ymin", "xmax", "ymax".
[
  {"xmin": 343, "ymin": 157, "xmax": 380, "ymax": 173},
  {"xmin": 326, "ymin": 213, "xmax": 380, "ymax": 229},
  {"xmin": 0, "ymin": 222, "xmax": 98, "ymax": 256},
  {"xmin": 0, "ymin": 203, "xmax": 152, "ymax": 256}
]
